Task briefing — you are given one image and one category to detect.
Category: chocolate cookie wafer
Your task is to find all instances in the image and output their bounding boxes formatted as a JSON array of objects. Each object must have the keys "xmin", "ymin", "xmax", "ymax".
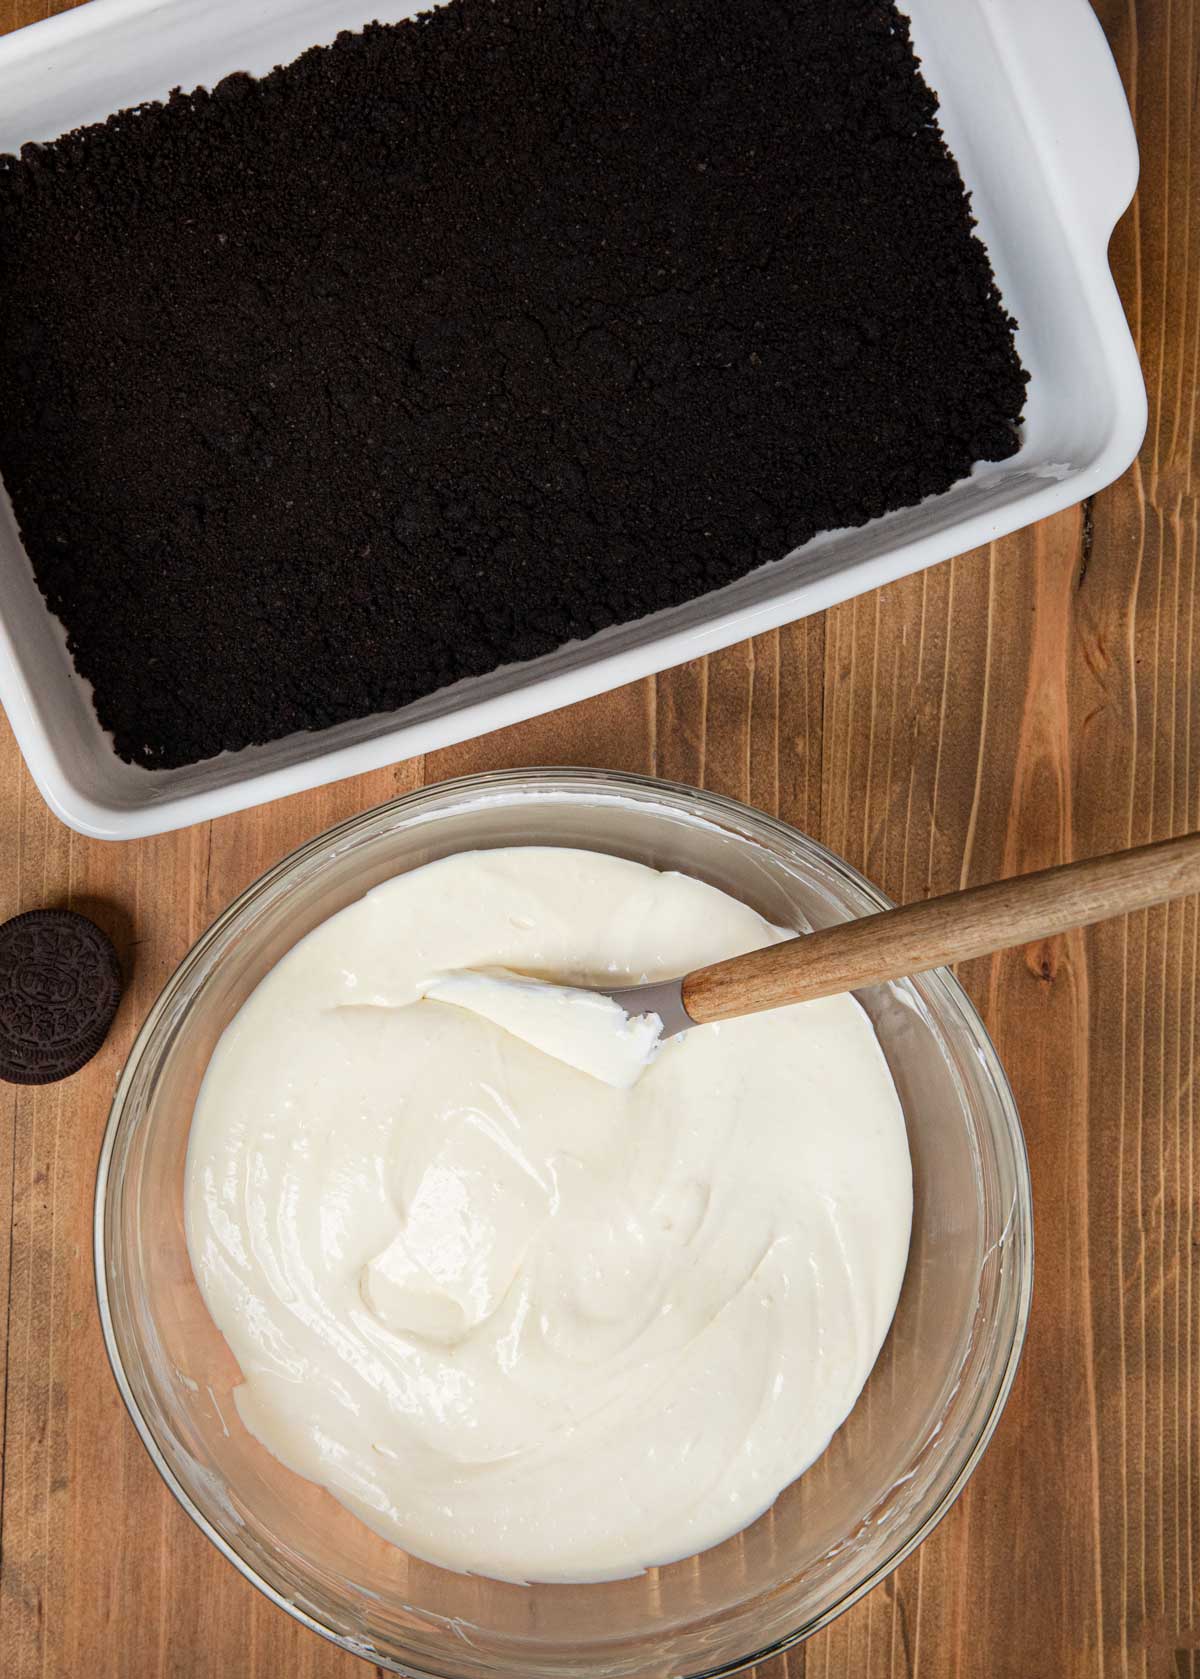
[{"xmin": 0, "ymin": 909, "xmax": 122, "ymax": 1084}]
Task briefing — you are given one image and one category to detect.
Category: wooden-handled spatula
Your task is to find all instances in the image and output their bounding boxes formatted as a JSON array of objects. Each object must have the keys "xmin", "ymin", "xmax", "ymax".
[{"xmin": 607, "ymin": 831, "xmax": 1200, "ymax": 1037}]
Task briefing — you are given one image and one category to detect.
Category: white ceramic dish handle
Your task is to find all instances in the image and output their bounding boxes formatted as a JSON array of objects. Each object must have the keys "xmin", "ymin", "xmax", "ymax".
[{"xmin": 985, "ymin": 0, "xmax": 1140, "ymax": 248}]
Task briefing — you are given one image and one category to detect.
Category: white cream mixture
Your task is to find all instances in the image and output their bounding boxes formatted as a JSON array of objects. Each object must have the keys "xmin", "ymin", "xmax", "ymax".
[
  {"xmin": 418, "ymin": 966, "xmax": 664, "ymax": 1088},
  {"xmin": 185, "ymin": 846, "xmax": 912, "ymax": 1584}
]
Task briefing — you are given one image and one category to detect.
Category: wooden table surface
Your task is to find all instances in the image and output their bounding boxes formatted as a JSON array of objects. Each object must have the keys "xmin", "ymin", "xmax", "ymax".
[{"xmin": 1, "ymin": 1, "xmax": 1197, "ymax": 1675}]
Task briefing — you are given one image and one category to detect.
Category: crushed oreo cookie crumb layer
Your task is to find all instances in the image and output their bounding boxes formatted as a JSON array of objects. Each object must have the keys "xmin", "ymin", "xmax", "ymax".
[{"xmin": 0, "ymin": 0, "xmax": 1027, "ymax": 768}]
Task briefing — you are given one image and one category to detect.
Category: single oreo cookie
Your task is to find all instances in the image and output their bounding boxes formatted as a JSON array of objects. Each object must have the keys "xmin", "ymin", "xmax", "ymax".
[{"xmin": 0, "ymin": 909, "xmax": 123, "ymax": 1085}]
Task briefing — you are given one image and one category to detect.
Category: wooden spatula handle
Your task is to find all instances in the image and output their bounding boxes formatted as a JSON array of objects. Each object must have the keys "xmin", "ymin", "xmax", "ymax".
[{"xmin": 681, "ymin": 831, "xmax": 1200, "ymax": 1025}]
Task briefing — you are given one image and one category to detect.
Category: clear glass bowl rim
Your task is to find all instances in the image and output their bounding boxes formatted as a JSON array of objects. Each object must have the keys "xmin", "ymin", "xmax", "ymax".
[{"xmin": 93, "ymin": 766, "xmax": 1034, "ymax": 1679}]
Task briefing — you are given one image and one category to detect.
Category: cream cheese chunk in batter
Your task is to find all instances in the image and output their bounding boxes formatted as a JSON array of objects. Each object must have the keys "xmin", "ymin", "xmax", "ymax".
[{"xmin": 185, "ymin": 846, "xmax": 912, "ymax": 1583}]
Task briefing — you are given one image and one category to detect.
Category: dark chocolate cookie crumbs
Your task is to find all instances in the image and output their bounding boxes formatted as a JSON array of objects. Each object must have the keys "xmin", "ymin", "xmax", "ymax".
[
  {"xmin": 0, "ymin": 0, "xmax": 1026, "ymax": 769},
  {"xmin": 0, "ymin": 910, "xmax": 123, "ymax": 1085}
]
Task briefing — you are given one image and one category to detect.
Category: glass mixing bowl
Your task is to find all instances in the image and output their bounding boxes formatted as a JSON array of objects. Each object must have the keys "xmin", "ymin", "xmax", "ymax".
[{"xmin": 95, "ymin": 768, "xmax": 1032, "ymax": 1678}]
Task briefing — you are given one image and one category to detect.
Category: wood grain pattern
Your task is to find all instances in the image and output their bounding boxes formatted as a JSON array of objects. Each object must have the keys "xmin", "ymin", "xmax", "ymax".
[{"xmin": 0, "ymin": 2, "xmax": 1196, "ymax": 1675}]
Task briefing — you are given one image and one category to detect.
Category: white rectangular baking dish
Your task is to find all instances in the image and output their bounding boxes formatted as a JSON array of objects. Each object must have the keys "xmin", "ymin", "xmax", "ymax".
[{"xmin": 0, "ymin": 0, "xmax": 1144, "ymax": 840}]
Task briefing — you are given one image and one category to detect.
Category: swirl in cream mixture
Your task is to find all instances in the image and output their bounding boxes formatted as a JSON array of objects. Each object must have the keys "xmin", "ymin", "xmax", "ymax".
[{"xmin": 185, "ymin": 847, "xmax": 912, "ymax": 1583}]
